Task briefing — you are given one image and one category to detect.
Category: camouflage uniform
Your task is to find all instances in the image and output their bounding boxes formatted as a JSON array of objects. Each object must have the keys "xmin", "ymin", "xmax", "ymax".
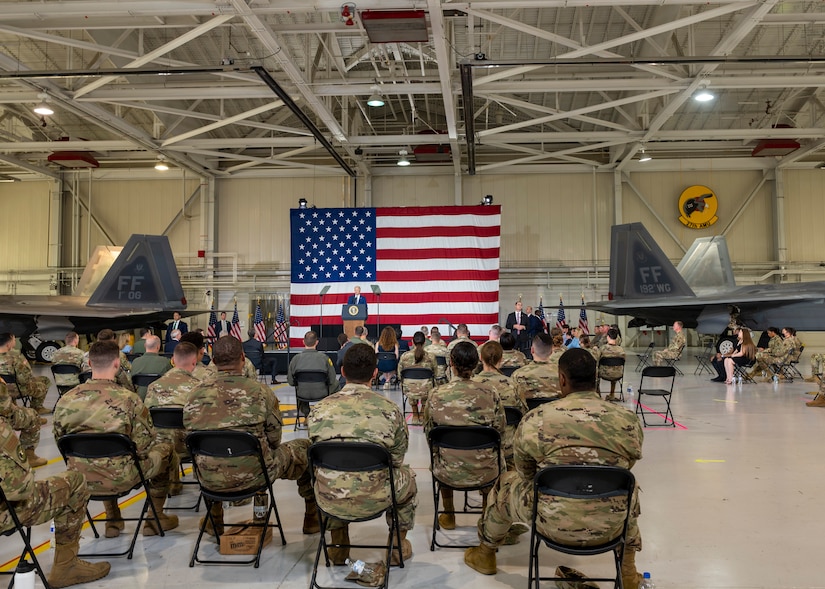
[
  {"xmin": 307, "ymin": 383, "xmax": 417, "ymax": 530},
  {"xmin": 598, "ymin": 344, "xmax": 626, "ymax": 382},
  {"xmin": 424, "ymin": 377, "xmax": 506, "ymax": 487},
  {"xmin": 428, "ymin": 341, "xmax": 449, "ymax": 383},
  {"xmin": 511, "ymin": 360, "xmax": 561, "ymax": 404},
  {"xmin": 84, "ymin": 350, "xmax": 133, "ymax": 391},
  {"xmin": 191, "ymin": 362, "xmax": 213, "ymax": 382},
  {"xmin": 753, "ymin": 334, "xmax": 784, "ymax": 374},
  {"xmin": 447, "ymin": 336, "xmax": 478, "ymax": 355},
  {"xmin": 183, "ymin": 370, "xmax": 312, "ymax": 501},
  {"xmin": 477, "ymin": 389, "xmax": 643, "ymax": 552},
  {"xmin": 0, "ymin": 418, "xmax": 89, "ymax": 545},
  {"xmin": 653, "ymin": 331, "xmax": 686, "ymax": 365},
  {"xmin": 205, "ymin": 358, "xmax": 258, "ymax": 380},
  {"xmin": 500, "ymin": 349, "xmax": 528, "ymax": 369},
  {"xmin": 0, "ymin": 381, "xmax": 41, "ymax": 451},
  {"xmin": 585, "ymin": 345, "xmax": 601, "ymax": 362},
  {"xmin": 397, "ymin": 349, "xmax": 437, "ymax": 402},
  {"xmin": 145, "ymin": 368, "xmax": 201, "ymax": 483},
  {"xmin": 53, "ymin": 379, "xmax": 173, "ymax": 497},
  {"xmin": 472, "ymin": 371, "xmax": 523, "ymax": 470},
  {"xmin": 548, "ymin": 348, "xmax": 565, "ymax": 364},
  {"xmin": 0, "ymin": 350, "xmax": 50, "ymax": 410},
  {"xmin": 51, "ymin": 345, "xmax": 87, "ymax": 387},
  {"xmin": 809, "ymin": 353, "xmax": 825, "ymax": 377}
]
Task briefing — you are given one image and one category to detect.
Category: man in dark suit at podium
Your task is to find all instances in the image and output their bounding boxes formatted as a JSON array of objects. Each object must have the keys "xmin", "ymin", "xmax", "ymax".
[
  {"xmin": 214, "ymin": 311, "xmax": 230, "ymax": 337},
  {"xmin": 165, "ymin": 311, "xmax": 188, "ymax": 345},
  {"xmin": 347, "ymin": 286, "xmax": 368, "ymax": 316},
  {"xmin": 505, "ymin": 300, "xmax": 529, "ymax": 354}
]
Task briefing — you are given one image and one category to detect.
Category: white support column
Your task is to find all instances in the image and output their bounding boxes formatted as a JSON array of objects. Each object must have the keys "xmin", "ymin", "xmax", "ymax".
[
  {"xmin": 454, "ymin": 173, "xmax": 463, "ymax": 206},
  {"xmin": 613, "ymin": 168, "xmax": 623, "ymax": 225},
  {"xmin": 47, "ymin": 177, "xmax": 62, "ymax": 268},
  {"xmin": 773, "ymin": 167, "xmax": 787, "ymax": 276}
]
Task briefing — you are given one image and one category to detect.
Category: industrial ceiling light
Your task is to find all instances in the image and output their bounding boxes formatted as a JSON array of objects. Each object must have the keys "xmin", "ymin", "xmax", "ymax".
[
  {"xmin": 481, "ymin": 194, "xmax": 493, "ymax": 205},
  {"xmin": 33, "ymin": 93, "xmax": 53, "ymax": 116},
  {"xmin": 298, "ymin": 198, "xmax": 308, "ymax": 209},
  {"xmin": 366, "ymin": 85, "xmax": 385, "ymax": 108},
  {"xmin": 693, "ymin": 81, "xmax": 715, "ymax": 102},
  {"xmin": 638, "ymin": 148, "xmax": 652, "ymax": 162},
  {"xmin": 397, "ymin": 150, "xmax": 410, "ymax": 166},
  {"xmin": 154, "ymin": 156, "xmax": 169, "ymax": 171}
]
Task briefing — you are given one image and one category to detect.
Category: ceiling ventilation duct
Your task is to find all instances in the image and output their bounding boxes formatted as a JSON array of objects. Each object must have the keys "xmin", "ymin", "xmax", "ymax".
[{"xmin": 361, "ymin": 10, "xmax": 429, "ymax": 43}]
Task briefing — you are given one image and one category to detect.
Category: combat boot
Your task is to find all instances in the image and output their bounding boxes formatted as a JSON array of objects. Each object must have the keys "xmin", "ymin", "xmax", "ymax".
[
  {"xmin": 438, "ymin": 488, "xmax": 456, "ymax": 530},
  {"xmin": 303, "ymin": 498, "xmax": 320, "ymax": 534},
  {"xmin": 102, "ymin": 500, "xmax": 124, "ymax": 538},
  {"xmin": 410, "ymin": 404, "xmax": 421, "ymax": 426},
  {"xmin": 24, "ymin": 448, "xmax": 47, "ymax": 468},
  {"xmin": 47, "ymin": 541, "xmax": 111, "ymax": 588},
  {"xmin": 328, "ymin": 525, "xmax": 350, "ymax": 565},
  {"xmin": 806, "ymin": 395, "xmax": 825, "ymax": 407},
  {"xmin": 389, "ymin": 529, "xmax": 412, "ymax": 566},
  {"xmin": 463, "ymin": 543, "xmax": 497, "ymax": 575},
  {"xmin": 620, "ymin": 549, "xmax": 643, "ymax": 589},
  {"xmin": 198, "ymin": 502, "xmax": 224, "ymax": 536},
  {"xmin": 33, "ymin": 405, "xmax": 51, "ymax": 415},
  {"xmin": 142, "ymin": 494, "xmax": 179, "ymax": 536}
]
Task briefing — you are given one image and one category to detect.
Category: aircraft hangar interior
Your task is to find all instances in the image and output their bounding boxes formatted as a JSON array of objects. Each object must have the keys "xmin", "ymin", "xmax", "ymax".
[{"xmin": 1, "ymin": 2, "xmax": 824, "ymax": 588}]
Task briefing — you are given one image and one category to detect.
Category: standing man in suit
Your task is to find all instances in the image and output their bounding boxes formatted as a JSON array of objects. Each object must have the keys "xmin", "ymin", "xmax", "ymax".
[
  {"xmin": 347, "ymin": 286, "xmax": 368, "ymax": 316},
  {"xmin": 165, "ymin": 311, "xmax": 188, "ymax": 346},
  {"xmin": 214, "ymin": 312, "xmax": 230, "ymax": 337},
  {"xmin": 505, "ymin": 301, "xmax": 529, "ymax": 355}
]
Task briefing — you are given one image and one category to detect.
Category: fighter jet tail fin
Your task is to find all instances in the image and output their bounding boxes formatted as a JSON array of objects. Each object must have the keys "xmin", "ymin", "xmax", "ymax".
[
  {"xmin": 85, "ymin": 235, "xmax": 187, "ymax": 310},
  {"xmin": 608, "ymin": 223, "xmax": 695, "ymax": 300},
  {"xmin": 677, "ymin": 235, "xmax": 737, "ymax": 293}
]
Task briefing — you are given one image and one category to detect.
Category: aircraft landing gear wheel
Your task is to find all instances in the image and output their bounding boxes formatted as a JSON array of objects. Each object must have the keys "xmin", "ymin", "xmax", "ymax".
[
  {"xmin": 716, "ymin": 336, "xmax": 737, "ymax": 356},
  {"xmin": 36, "ymin": 341, "xmax": 60, "ymax": 363}
]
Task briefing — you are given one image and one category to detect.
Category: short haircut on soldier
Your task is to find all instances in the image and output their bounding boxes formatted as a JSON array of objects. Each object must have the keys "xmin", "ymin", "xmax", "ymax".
[
  {"xmin": 342, "ymin": 343, "xmax": 377, "ymax": 383},
  {"xmin": 139, "ymin": 327, "xmax": 151, "ymax": 337},
  {"xmin": 212, "ymin": 335, "xmax": 243, "ymax": 366},
  {"xmin": 767, "ymin": 326, "xmax": 779, "ymax": 335},
  {"xmin": 0, "ymin": 332, "xmax": 13, "ymax": 347},
  {"xmin": 489, "ymin": 324, "xmax": 502, "ymax": 338},
  {"xmin": 499, "ymin": 331, "xmax": 516, "ymax": 350},
  {"xmin": 304, "ymin": 331, "xmax": 319, "ymax": 347},
  {"xmin": 89, "ymin": 339, "xmax": 120, "ymax": 366},
  {"xmin": 354, "ymin": 325, "xmax": 365, "ymax": 336},
  {"xmin": 558, "ymin": 348, "xmax": 597, "ymax": 390},
  {"xmin": 607, "ymin": 328, "xmax": 619, "ymax": 340},
  {"xmin": 532, "ymin": 333, "xmax": 552, "ymax": 357},
  {"xmin": 456, "ymin": 323, "xmax": 469, "ymax": 336},
  {"xmin": 450, "ymin": 341, "xmax": 479, "ymax": 379},
  {"xmin": 173, "ymin": 341, "xmax": 198, "ymax": 363},
  {"xmin": 97, "ymin": 328, "xmax": 116, "ymax": 341},
  {"xmin": 180, "ymin": 331, "xmax": 205, "ymax": 350},
  {"xmin": 481, "ymin": 341, "xmax": 503, "ymax": 368},
  {"xmin": 65, "ymin": 331, "xmax": 79, "ymax": 344},
  {"xmin": 337, "ymin": 333, "xmax": 349, "ymax": 347}
]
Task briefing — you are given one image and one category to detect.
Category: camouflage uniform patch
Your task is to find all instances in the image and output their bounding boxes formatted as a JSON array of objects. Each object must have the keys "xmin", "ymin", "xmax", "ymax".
[
  {"xmin": 511, "ymin": 361, "xmax": 561, "ymax": 404},
  {"xmin": 472, "ymin": 370, "xmax": 523, "ymax": 470},
  {"xmin": 654, "ymin": 332, "xmax": 685, "ymax": 365},
  {"xmin": 598, "ymin": 344, "xmax": 626, "ymax": 382}
]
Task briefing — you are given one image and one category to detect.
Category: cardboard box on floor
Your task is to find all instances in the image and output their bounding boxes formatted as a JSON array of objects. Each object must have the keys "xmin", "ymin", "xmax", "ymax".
[{"xmin": 219, "ymin": 520, "xmax": 273, "ymax": 555}]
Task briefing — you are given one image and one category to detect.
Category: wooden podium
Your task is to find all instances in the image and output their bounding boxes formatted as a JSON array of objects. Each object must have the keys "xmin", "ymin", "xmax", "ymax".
[{"xmin": 342, "ymin": 303, "xmax": 368, "ymax": 338}]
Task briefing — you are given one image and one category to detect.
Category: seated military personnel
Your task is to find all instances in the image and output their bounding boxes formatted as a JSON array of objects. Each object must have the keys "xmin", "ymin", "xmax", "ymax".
[
  {"xmin": 54, "ymin": 339, "xmax": 179, "ymax": 538},
  {"xmin": 145, "ymin": 342, "xmax": 201, "ymax": 496},
  {"xmin": 464, "ymin": 349, "xmax": 645, "ymax": 588},
  {"xmin": 499, "ymin": 331, "xmax": 527, "ymax": 369},
  {"xmin": 183, "ymin": 335, "xmax": 319, "ymax": 536},
  {"xmin": 130, "ymin": 335, "xmax": 172, "ymax": 400},
  {"xmin": 86, "ymin": 329, "xmax": 134, "ymax": 391},
  {"xmin": 653, "ymin": 321, "xmax": 686, "ymax": 365},
  {"xmin": 510, "ymin": 333, "xmax": 560, "ymax": 404},
  {"xmin": 307, "ymin": 344, "xmax": 417, "ymax": 567},
  {"xmin": 1, "ymin": 377, "xmax": 48, "ymax": 467},
  {"xmin": 397, "ymin": 331, "xmax": 437, "ymax": 425},
  {"xmin": 287, "ymin": 331, "xmax": 339, "ymax": 417},
  {"xmin": 205, "ymin": 335, "xmax": 259, "ymax": 380},
  {"xmin": 1, "ymin": 418, "xmax": 111, "ymax": 588},
  {"xmin": 0, "ymin": 332, "xmax": 51, "ymax": 415},
  {"xmin": 598, "ymin": 328, "xmax": 626, "ymax": 400},
  {"xmin": 52, "ymin": 331, "xmax": 88, "ymax": 388},
  {"xmin": 447, "ymin": 323, "xmax": 478, "ymax": 355},
  {"xmin": 180, "ymin": 331, "xmax": 211, "ymax": 381}
]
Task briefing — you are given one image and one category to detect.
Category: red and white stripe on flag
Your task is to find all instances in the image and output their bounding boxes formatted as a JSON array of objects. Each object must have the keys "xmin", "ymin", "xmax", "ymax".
[{"xmin": 289, "ymin": 205, "xmax": 501, "ymax": 346}]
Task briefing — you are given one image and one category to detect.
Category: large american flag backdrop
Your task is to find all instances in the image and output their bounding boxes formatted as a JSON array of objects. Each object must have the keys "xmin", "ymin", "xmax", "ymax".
[{"xmin": 289, "ymin": 205, "xmax": 501, "ymax": 346}]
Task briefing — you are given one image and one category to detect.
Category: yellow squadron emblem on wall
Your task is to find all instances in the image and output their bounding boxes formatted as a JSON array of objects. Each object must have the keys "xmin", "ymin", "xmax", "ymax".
[{"xmin": 678, "ymin": 185, "xmax": 718, "ymax": 229}]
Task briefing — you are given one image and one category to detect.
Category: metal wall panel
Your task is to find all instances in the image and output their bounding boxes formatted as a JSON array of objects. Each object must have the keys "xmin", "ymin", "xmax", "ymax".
[
  {"xmin": 0, "ymin": 181, "xmax": 51, "ymax": 269},
  {"xmin": 371, "ymin": 174, "xmax": 455, "ymax": 207},
  {"xmin": 783, "ymin": 170, "xmax": 825, "ymax": 262}
]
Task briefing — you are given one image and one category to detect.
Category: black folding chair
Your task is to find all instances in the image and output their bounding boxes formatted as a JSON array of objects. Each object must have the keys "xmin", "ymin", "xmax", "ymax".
[
  {"xmin": 185, "ymin": 430, "xmax": 286, "ymax": 567},
  {"xmin": 56, "ymin": 433, "xmax": 166, "ymax": 559},
  {"xmin": 0, "ymin": 372, "xmax": 29, "ymax": 407},
  {"xmin": 427, "ymin": 426, "xmax": 503, "ymax": 550},
  {"xmin": 661, "ymin": 344, "xmax": 685, "ymax": 376},
  {"xmin": 504, "ymin": 406, "xmax": 523, "ymax": 427},
  {"xmin": 130, "ymin": 373, "xmax": 163, "ymax": 397},
  {"xmin": 731, "ymin": 360, "xmax": 756, "ymax": 384},
  {"xmin": 528, "ymin": 465, "xmax": 635, "ymax": 589},
  {"xmin": 634, "ymin": 343, "xmax": 655, "ymax": 372},
  {"xmin": 376, "ymin": 352, "xmax": 399, "ymax": 389},
  {"xmin": 773, "ymin": 344, "xmax": 805, "ymax": 381},
  {"xmin": 293, "ymin": 370, "xmax": 332, "ymax": 431},
  {"xmin": 148, "ymin": 406, "xmax": 201, "ymax": 511},
  {"xmin": 51, "ymin": 364, "xmax": 81, "ymax": 396},
  {"xmin": 636, "ymin": 366, "xmax": 677, "ymax": 427},
  {"xmin": 694, "ymin": 340, "xmax": 716, "ymax": 375},
  {"xmin": 78, "ymin": 371, "xmax": 92, "ymax": 384},
  {"xmin": 0, "ymin": 484, "xmax": 52, "ymax": 589},
  {"xmin": 434, "ymin": 355, "xmax": 448, "ymax": 385},
  {"xmin": 399, "ymin": 366, "xmax": 434, "ymax": 416},
  {"xmin": 597, "ymin": 356, "xmax": 626, "ymax": 401},
  {"xmin": 526, "ymin": 397, "xmax": 558, "ymax": 411},
  {"xmin": 500, "ymin": 365, "xmax": 519, "ymax": 377},
  {"xmin": 308, "ymin": 441, "xmax": 404, "ymax": 589}
]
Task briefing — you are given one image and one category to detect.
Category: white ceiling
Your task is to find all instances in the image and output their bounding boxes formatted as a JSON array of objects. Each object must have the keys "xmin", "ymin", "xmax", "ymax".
[{"xmin": 1, "ymin": 0, "xmax": 825, "ymax": 180}]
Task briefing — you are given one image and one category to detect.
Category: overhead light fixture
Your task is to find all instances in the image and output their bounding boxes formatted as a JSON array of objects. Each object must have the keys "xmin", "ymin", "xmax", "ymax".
[
  {"xmin": 298, "ymin": 198, "xmax": 308, "ymax": 209},
  {"xmin": 33, "ymin": 93, "xmax": 53, "ymax": 116},
  {"xmin": 819, "ymin": 163, "xmax": 825, "ymax": 170},
  {"xmin": 366, "ymin": 86, "xmax": 385, "ymax": 108},
  {"xmin": 638, "ymin": 148, "xmax": 652, "ymax": 162},
  {"xmin": 693, "ymin": 81, "xmax": 715, "ymax": 103},
  {"xmin": 154, "ymin": 156, "xmax": 169, "ymax": 171},
  {"xmin": 397, "ymin": 150, "xmax": 410, "ymax": 166},
  {"xmin": 481, "ymin": 194, "xmax": 493, "ymax": 205},
  {"xmin": 0, "ymin": 174, "xmax": 19, "ymax": 183}
]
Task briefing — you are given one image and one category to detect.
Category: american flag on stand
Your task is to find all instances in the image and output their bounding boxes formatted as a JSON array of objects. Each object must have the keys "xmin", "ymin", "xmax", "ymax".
[
  {"xmin": 556, "ymin": 296, "xmax": 566, "ymax": 330},
  {"xmin": 273, "ymin": 300, "xmax": 288, "ymax": 349},
  {"xmin": 578, "ymin": 294, "xmax": 590, "ymax": 335},
  {"xmin": 289, "ymin": 206, "xmax": 501, "ymax": 347},
  {"xmin": 536, "ymin": 297, "xmax": 547, "ymax": 331},
  {"xmin": 206, "ymin": 301, "xmax": 218, "ymax": 343},
  {"xmin": 230, "ymin": 300, "xmax": 242, "ymax": 340},
  {"xmin": 253, "ymin": 301, "xmax": 267, "ymax": 342}
]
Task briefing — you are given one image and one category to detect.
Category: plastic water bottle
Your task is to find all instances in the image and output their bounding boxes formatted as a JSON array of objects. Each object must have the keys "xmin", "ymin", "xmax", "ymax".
[
  {"xmin": 14, "ymin": 560, "xmax": 36, "ymax": 589},
  {"xmin": 772, "ymin": 374, "xmax": 779, "ymax": 384},
  {"xmin": 626, "ymin": 384, "xmax": 634, "ymax": 405},
  {"xmin": 49, "ymin": 520, "xmax": 55, "ymax": 550},
  {"xmin": 639, "ymin": 571, "xmax": 655, "ymax": 589},
  {"xmin": 253, "ymin": 492, "xmax": 268, "ymax": 523},
  {"xmin": 345, "ymin": 558, "xmax": 376, "ymax": 577}
]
